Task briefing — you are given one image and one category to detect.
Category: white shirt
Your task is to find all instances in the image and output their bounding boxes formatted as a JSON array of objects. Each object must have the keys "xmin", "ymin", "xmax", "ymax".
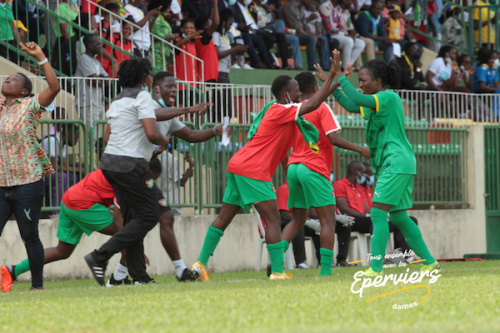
[
  {"xmin": 125, "ymin": 4, "xmax": 151, "ymax": 50},
  {"xmin": 237, "ymin": 2, "xmax": 258, "ymax": 31},
  {"xmin": 105, "ymin": 90, "xmax": 157, "ymax": 161},
  {"xmin": 213, "ymin": 32, "xmax": 232, "ymax": 73},
  {"xmin": 427, "ymin": 57, "xmax": 452, "ymax": 87},
  {"xmin": 41, "ymin": 133, "xmax": 67, "ymax": 159}
]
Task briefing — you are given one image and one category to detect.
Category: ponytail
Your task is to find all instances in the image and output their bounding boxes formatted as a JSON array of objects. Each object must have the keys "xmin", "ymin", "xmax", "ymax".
[{"xmin": 387, "ymin": 58, "xmax": 401, "ymax": 89}]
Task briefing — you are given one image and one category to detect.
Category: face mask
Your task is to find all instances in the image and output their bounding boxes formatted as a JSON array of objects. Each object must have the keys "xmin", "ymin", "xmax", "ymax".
[
  {"xmin": 366, "ymin": 175, "xmax": 375, "ymax": 186},
  {"xmin": 243, "ymin": 0, "xmax": 252, "ymax": 6},
  {"xmin": 222, "ymin": 28, "xmax": 226, "ymax": 35},
  {"xmin": 286, "ymin": 91, "xmax": 292, "ymax": 104},
  {"xmin": 445, "ymin": 57, "xmax": 452, "ymax": 64},
  {"xmin": 330, "ymin": 173, "xmax": 335, "ymax": 183},
  {"xmin": 158, "ymin": 98, "xmax": 167, "ymax": 108},
  {"xmin": 141, "ymin": 86, "xmax": 149, "ymax": 91},
  {"xmin": 70, "ymin": 0, "xmax": 78, "ymax": 5},
  {"xmin": 228, "ymin": 0, "xmax": 237, "ymax": 5},
  {"xmin": 42, "ymin": 101, "xmax": 55, "ymax": 112},
  {"xmin": 494, "ymin": 59, "xmax": 500, "ymax": 67},
  {"xmin": 182, "ymin": 33, "xmax": 187, "ymax": 38},
  {"xmin": 356, "ymin": 176, "xmax": 366, "ymax": 184},
  {"xmin": 261, "ymin": 0, "xmax": 268, "ymax": 4}
]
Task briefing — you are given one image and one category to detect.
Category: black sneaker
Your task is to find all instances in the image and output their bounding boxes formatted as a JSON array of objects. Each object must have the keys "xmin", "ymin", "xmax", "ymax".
[
  {"xmin": 106, "ymin": 274, "xmax": 132, "ymax": 287},
  {"xmin": 84, "ymin": 252, "xmax": 107, "ymax": 286},
  {"xmin": 176, "ymin": 268, "xmax": 196, "ymax": 282},
  {"xmin": 133, "ymin": 277, "xmax": 156, "ymax": 285}
]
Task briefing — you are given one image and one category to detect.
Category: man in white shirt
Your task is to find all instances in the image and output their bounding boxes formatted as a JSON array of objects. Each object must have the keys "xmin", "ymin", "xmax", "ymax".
[{"xmin": 124, "ymin": 0, "xmax": 161, "ymax": 57}]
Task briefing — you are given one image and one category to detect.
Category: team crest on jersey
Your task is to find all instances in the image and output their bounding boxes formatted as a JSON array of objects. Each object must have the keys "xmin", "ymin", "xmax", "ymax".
[
  {"xmin": 159, "ymin": 198, "xmax": 168, "ymax": 206},
  {"xmin": 146, "ymin": 179, "xmax": 154, "ymax": 188}
]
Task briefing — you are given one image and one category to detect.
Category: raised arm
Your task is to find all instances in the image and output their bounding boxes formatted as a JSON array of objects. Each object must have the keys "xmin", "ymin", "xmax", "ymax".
[
  {"xmin": 20, "ymin": 42, "xmax": 60, "ymax": 107},
  {"xmin": 299, "ymin": 50, "xmax": 340, "ymax": 116}
]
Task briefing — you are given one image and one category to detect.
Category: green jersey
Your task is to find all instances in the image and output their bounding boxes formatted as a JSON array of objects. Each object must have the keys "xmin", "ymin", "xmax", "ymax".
[{"xmin": 334, "ymin": 75, "xmax": 416, "ymax": 175}]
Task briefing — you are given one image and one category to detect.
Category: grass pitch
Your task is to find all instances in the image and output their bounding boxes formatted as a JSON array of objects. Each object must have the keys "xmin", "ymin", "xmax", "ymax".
[{"xmin": 0, "ymin": 261, "xmax": 498, "ymax": 333}]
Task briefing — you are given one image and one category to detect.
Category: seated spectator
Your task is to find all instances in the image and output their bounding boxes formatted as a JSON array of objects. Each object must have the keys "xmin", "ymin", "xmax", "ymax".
[
  {"xmin": 355, "ymin": 1, "xmax": 393, "ymax": 64},
  {"xmin": 276, "ymin": 182, "xmax": 321, "ymax": 268},
  {"xmin": 249, "ymin": 0, "xmax": 299, "ymax": 70},
  {"xmin": 75, "ymin": 34, "xmax": 109, "ymax": 142},
  {"xmin": 52, "ymin": 0, "xmax": 79, "ymax": 76},
  {"xmin": 281, "ymin": 0, "xmax": 330, "ymax": 71},
  {"xmin": 113, "ymin": 16, "xmax": 135, "ymax": 63},
  {"xmin": 320, "ymin": 0, "xmax": 365, "ymax": 67},
  {"xmin": 42, "ymin": 123, "xmax": 83, "ymax": 210},
  {"xmin": 302, "ymin": 0, "xmax": 341, "ymax": 58},
  {"xmin": 194, "ymin": 0, "xmax": 220, "ymax": 82},
  {"xmin": 439, "ymin": 3, "xmax": 465, "ymax": 51},
  {"xmin": 232, "ymin": 0, "xmax": 284, "ymax": 69},
  {"xmin": 472, "ymin": 48, "xmax": 499, "ymax": 94},
  {"xmin": 182, "ymin": 0, "xmax": 213, "ymax": 18},
  {"xmin": 96, "ymin": 2, "xmax": 122, "ymax": 77},
  {"xmin": 455, "ymin": 54, "xmax": 474, "ymax": 92},
  {"xmin": 125, "ymin": 0, "xmax": 161, "ymax": 57},
  {"xmin": 472, "ymin": 0, "xmax": 496, "ymax": 50},
  {"xmin": 396, "ymin": 42, "xmax": 426, "ymax": 90},
  {"xmin": 333, "ymin": 161, "xmax": 417, "ymax": 266}
]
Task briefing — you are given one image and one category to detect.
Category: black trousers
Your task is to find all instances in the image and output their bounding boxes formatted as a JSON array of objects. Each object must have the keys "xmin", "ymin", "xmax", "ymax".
[{"xmin": 95, "ymin": 160, "xmax": 169, "ymax": 281}]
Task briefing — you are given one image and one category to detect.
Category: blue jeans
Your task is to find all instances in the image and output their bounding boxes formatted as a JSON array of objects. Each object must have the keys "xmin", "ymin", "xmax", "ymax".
[
  {"xmin": 376, "ymin": 41, "xmax": 393, "ymax": 64},
  {"xmin": 265, "ymin": 20, "xmax": 302, "ymax": 68},
  {"xmin": 295, "ymin": 33, "xmax": 330, "ymax": 70},
  {"xmin": 0, "ymin": 179, "xmax": 45, "ymax": 288}
]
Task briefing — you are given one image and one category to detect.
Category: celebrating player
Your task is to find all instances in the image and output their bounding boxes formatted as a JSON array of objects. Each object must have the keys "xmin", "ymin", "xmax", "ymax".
[
  {"xmin": 331, "ymin": 58, "xmax": 441, "ymax": 277},
  {"xmin": 190, "ymin": 50, "xmax": 343, "ymax": 281}
]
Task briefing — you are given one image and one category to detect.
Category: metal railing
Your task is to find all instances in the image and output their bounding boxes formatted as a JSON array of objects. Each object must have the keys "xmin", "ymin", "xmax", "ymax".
[{"xmin": 7, "ymin": 0, "xmax": 202, "ymax": 80}]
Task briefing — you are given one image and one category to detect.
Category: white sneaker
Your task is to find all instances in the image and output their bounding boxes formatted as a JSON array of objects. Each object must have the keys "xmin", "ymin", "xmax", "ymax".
[
  {"xmin": 243, "ymin": 63, "xmax": 254, "ymax": 70},
  {"xmin": 287, "ymin": 28, "xmax": 296, "ymax": 35},
  {"xmin": 231, "ymin": 64, "xmax": 241, "ymax": 69},
  {"xmin": 296, "ymin": 262, "xmax": 309, "ymax": 269}
]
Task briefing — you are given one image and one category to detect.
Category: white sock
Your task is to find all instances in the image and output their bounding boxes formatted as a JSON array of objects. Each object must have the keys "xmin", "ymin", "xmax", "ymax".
[
  {"xmin": 173, "ymin": 259, "xmax": 187, "ymax": 279},
  {"xmin": 113, "ymin": 263, "xmax": 128, "ymax": 280}
]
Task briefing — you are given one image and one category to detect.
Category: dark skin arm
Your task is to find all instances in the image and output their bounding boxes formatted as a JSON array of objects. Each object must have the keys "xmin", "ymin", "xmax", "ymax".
[
  {"xmin": 328, "ymin": 132, "xmax": 370, "ymax": 159},
  {"xmin": 141, "ymin": 118, "xmax": 170, "ymax": 146},
  {"xmin": 206, "ymin": 0, "xmax": 219, "ymax": 36},
  {"xmin": 154, "ymin": 103, "xmax": 211, "ymax": 121},
  {"xmin": 336, "ymin": 197, "xmax": 367, "ymax": 218},
  {"xmin": 171, "ymin": 124, "xmax": 224, "ymax": 143}
]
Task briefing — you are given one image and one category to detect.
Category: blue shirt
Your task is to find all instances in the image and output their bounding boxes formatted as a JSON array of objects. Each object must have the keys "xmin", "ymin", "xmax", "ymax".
[{"xmin": 472, "ymin": 64, "xmax": 499, "ymax": 92}]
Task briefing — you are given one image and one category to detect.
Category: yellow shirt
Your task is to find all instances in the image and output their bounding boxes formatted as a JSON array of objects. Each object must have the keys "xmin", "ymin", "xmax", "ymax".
[
  {"xmin": 388, "ymin": 18, "xmax": 401, "ymax": 40},
  {"xmin": 473, "ymin": 0, "xmax": 496, "ymax": 45}
]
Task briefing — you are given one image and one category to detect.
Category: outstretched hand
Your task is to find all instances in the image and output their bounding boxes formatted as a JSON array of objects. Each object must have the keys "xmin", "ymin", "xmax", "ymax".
[
  {"xmin": 188, "ymin": 102, "xmax": 212, "ymax": 116},
  {"xmin": 343, "ymin": 63, "xmax": 355, "ymax": 78},
  {"xmin": 19, "ymin": 42, "xmax": 45, "ymax": 62},
  {"xmin": 329, "ymin": 49, "xmax": 341, "ymax": 77},
  {"xmin": 312, "ymin": 64, "xmax": 327, "ymax": 82}
]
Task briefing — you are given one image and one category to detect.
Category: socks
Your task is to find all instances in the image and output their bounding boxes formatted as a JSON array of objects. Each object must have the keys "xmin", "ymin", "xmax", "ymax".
[
  {"xmin": 370, "ymin": 207, "xmax": 390, "ymax": 272},
  {"xmin": 113, "ymin": 263, "xmax": 128, "ymax": 280},
  {"xmin": 14, "ymin": 260, "xmax": 30, "ymax": 279},
  {"xmin": 267, "ymin": 242, "xmax": 284, "ymax": 274},
  {"xmin": 390, "ymin": 210, "xmax": 436, "ymax": 265},
  {"xmin": 198, "ymin": 225, "xmax": 224, "ymax": 266},
  {"xmin": 280, "ymin": 239, "xmax": 290, "ymax": 253},
  {"xmin": 173, "ymin": 259, "xmax": 187, "ymax": 279},
  {"xmin": 320, "ymin": 248, "xmax": 334, "ymax": 276}
]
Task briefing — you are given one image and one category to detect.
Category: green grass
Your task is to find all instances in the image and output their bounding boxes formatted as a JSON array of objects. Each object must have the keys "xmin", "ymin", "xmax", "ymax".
[{"xmin": 1, "ymin": 261, "xmax": 499, "ymax": 333}]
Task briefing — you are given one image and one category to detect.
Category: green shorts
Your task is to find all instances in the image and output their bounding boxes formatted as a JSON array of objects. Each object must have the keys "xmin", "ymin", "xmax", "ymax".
[
  {"xmin": 57, "ymin": 202, "xmax": 114, "ymax": 245},
  {"xmin": 287, "ymin": 163, "xmax": 336, "ymax": 209},
  {"xmin": 222, "ymin": 173, "xmax": 276, "ymax": 210},
  {"xmin": 373, "ymin": 173, "xmax": 414, "ymax": 212}
]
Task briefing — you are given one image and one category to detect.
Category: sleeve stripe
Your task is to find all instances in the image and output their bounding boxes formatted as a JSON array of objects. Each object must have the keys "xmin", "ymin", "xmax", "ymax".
[
  {"xmin": 373, "ymin": 95, "xmax": 380, "ymax": 112},
  {"xmin": 324, "ymin": 102, "xmax": 341, "ymax": 132},
  {"xmin": 360, "ymin": 107, "xmax": 365, "ymax": 117},
  {"xmin": 294, "ymin": 103, "xmax": 301, "ymax": 121}
]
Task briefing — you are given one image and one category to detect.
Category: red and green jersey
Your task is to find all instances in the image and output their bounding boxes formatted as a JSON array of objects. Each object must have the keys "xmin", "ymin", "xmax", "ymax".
[
  {"xmin": 227, "ymin": 103, "xmax": 301, "ymax": 182},
  {"xmin": 62, "ymin": 169, "xmax": 115, "ymax": 210},
  {"xmin": 288, "ymin": 102, "xmax": 341, "ymax": 180}
]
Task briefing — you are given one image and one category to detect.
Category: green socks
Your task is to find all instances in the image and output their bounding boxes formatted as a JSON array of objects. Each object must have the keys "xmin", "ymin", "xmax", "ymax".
[
  {"xmin": 14, "ymin": 259, "xmax": 30, "ymax": 279},
  {"xmin": 320, "ymin": 248, "xmax": 334, "ymax": 276},
  {"xmin": 267, "ymin": 242, "xmax": 284, "ymax": 273},
  {"xmin": 370, "ymin": 207, "xmax": 390, "ymax": 272},
  {"xmin": 280, "ymin": 239, "xmax": 289, "ymax": 253},
  {"xmin": 390, "ymin": 211, "xmax": 435, "ymax": 265},
  {"xmin": 198, "ymin": 225, "xmax": 224, "ymax": 266}
]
